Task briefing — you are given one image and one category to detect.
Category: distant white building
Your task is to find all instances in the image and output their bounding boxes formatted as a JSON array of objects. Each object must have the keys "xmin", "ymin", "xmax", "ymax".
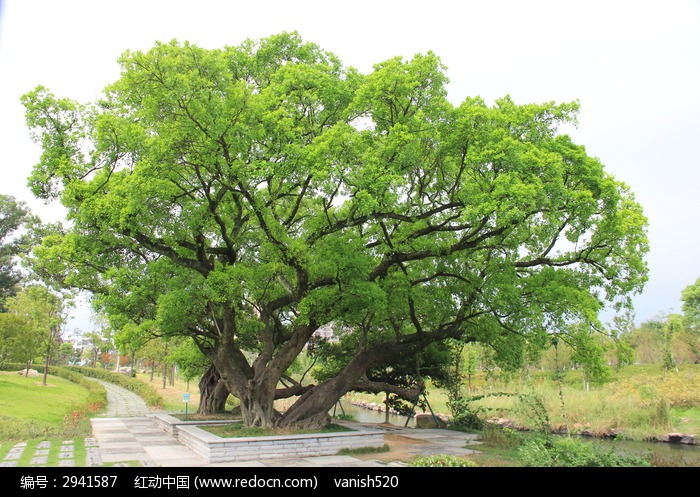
[{"xmin": 312, "ymin": 322, "xmax": 341, "ymax": 343}]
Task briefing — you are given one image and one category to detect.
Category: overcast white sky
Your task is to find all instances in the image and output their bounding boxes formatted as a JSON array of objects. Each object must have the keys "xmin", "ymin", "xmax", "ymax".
[{"xmin": 1, "ymin": 0, "xmax": 699, "ymax": 334}]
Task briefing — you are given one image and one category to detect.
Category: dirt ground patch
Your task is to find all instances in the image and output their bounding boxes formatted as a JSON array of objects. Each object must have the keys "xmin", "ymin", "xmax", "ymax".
[{"xmin": 352, "ymin": 431, "xmax": 429, "ymax": 463}]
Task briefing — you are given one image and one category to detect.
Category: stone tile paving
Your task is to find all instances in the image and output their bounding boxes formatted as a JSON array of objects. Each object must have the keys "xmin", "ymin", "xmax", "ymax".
[
  {"xmin": 1, "ymin": 443, "xmax": 26, "ymax": 467},
  {"xmin": 86, "ymin": 447, "xmax": 103, "ymax": 466},
  {"xmin": 2, "ymin": 438, "xmax": 93, "ymax": 468},
  {"xmin": 6, "ymin": 447, "xmax": 25, "ymax": 459}
]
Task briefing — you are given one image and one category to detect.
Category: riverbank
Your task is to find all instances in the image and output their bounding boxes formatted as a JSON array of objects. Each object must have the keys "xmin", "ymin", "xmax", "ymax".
[
  {"xmin": 342, "ymin": 365, "xmax": 700, "ymax": 448},
  {"xmin": 346, "ymin": 398, "xmax": 698, "ymax": 446}
]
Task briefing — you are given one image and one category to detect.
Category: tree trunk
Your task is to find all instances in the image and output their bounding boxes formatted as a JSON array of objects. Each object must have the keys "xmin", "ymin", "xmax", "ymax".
[
  {"xmin": 238, "ymin": 378, "xmax": 279, "ymax": 429},
  {"xmin": 131, "ymin": 350, "xmax": 137, "ymax": 377},
  {"xmin": 207, "ymin": 312, "xmax": 459, "ymax": 430},
  {"xmin": 278, "ymin": 336, "xmax": 432, "ymax": 429},
  {"xmin": 197, "ymin": 364, "xmax": 230, "ymax": 415},
  {"xmin": 42, "ymin": 342, "xmax": 51, "ymax": 386},
  {"xmin": 205, "ymin": 311, "xmax": 290, "ymax": 429},
  {"xmin": 384, "ymin": 392, "xmax": 390, "ymax": 424},
  {"xmin": 278, "ymin": 352, "xmax": 375, "ymax": 429}
]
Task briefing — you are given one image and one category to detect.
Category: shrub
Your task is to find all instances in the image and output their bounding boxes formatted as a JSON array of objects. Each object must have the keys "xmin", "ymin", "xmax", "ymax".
[
  {"xmin": 480, "ymin": 424, "xmax": 523, "ymax": 449},
  {"xmin": 410, "ymin": 455, "xmax": 479, "ymax": 467},
  {"xmin": 64, "ymin": 366, "xmax": 163, "ymax": 408},
  {"xmin": 333, "ymin": 413, "xmax": 357, "ymax": 422},
  {"xmin": 337, "ymin": 444, "xmax": 390, "ymax": 455},
  {"xmin": 518, "ymin": 436, "xmax": 651, "ymax": 467},
  {"xmin": 448, "ymin": 392, "xmax": 520, "ymax": 431},
  {"xmin": 647, "ymin": 452, "xmax": 700, "ymax": 467},
  {"xmin": 45, "ymin": 366, "xmax": 109, "ymax": 436},
  {"xmin": 448, "ymin": 397, "xmax": 484, "ymax": 430}
]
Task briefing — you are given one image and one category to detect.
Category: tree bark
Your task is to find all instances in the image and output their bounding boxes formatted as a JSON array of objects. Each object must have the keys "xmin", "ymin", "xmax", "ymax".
[
  {"xmin": 197, "ymin": 364, "xmax": 230, "ymax": 415},
  {"xmin": 385, "ymin": 392, "xmax": 390, "ymax": 424},
  {"xmin": 353, "ymin": 377, "xmax": 423, "ymax": 400},
  {"xmin": 42, "ymin": 340, "xmax": 51, "ymax": 386},
  {"xmin": 42, "ymin": 325, "xmax": 62, "ymax": 386},
  {"xmin": 131, "ymin": 350, "xmax": 137, "ymax": 377}
]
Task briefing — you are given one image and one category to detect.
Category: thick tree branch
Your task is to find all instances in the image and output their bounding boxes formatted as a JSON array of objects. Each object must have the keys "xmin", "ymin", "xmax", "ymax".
[
  {"xmin": 122, "ymin": 228, "xmax": 210, "ymax": 275},
  {"xmin": 275, "ymin": 383, "xmax": 315, "ymax": 400},
  {"xmin": 352, "ymin": 377, "xmax": 424, "ymax": 401}
]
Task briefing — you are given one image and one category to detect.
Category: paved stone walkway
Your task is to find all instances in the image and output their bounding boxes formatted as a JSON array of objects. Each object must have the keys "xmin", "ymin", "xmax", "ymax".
[
  {"xmin": 0, "ymin": 438, "xmax": 102, "ymax": 468},
  {"xmin": 93, "ymin": 379, "xmax": 151, "ymax": 417}
]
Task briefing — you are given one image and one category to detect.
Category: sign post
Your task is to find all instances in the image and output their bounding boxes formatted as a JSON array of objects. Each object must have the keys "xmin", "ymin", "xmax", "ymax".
[{"xmin": 183, "ymin": 393, "xmax": 191, "ymax": 420}]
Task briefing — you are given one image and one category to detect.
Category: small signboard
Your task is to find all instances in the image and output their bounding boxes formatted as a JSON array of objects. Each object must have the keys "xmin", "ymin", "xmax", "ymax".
[{"xmin": 183, "ymin": 393, "xmax": 191, "ymax": 403}]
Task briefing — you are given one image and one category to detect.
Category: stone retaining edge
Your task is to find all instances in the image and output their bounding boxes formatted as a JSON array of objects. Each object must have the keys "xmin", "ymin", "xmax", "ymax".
[{"xmin": 151, "ymin": 414, "xmax": 385, "ymax": 463}]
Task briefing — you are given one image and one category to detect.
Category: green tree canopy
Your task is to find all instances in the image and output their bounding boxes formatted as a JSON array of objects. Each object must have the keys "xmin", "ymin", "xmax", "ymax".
[
  {"xmin": 22, "ymin": 32, "xmax": 649, "ymax": 428},
  {"xmin": 0, "ymin": 312, "xmax": 37, "ymax": 367},
  {"xmin": 0, "ymin": 194, "xmax": 34, "ymax": 310},
  {"xmin": 5, "ymin": 284, "xmax": 66, "ymax": 384},
  {"xmin": 681, "ymin": 277, "xmax": 700, "ymax": 332}
]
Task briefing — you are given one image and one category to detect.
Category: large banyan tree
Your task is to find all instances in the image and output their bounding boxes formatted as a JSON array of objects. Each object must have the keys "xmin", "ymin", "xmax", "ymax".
[{"xmin": 22, "ymin": 32, "xmax": 648, "ymax": 428}]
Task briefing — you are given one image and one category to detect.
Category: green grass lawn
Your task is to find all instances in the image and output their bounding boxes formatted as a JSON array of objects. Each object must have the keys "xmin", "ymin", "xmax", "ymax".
[
  {"xmin": 0, "ymin": 372, "xmax": 92, "ymax": 441},
  {"xmin": 0, "ymin": 372, "xmax": 101, "ymax": 466}
]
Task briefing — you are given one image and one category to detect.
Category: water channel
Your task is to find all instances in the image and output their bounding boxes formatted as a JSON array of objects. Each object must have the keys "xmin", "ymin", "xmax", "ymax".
[{"xmin": 334, "ymin": 402, "xmax": 700, "ymax": 466}]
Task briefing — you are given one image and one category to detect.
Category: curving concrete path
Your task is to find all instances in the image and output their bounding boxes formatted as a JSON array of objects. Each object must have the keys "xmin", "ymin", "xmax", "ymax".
[
  {"xmin": 92, "ymin": 379, "xmax": 151, "ymax": 417},
  {"xmin": 89, "ymin": 379, "xmax": 198, "ymax": 466}
]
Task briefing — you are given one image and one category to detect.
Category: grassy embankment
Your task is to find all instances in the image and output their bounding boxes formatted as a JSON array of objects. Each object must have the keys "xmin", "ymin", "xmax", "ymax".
[
  {"xmin": 0, "ymin": 370, "xmax": 103, "ymax": 441},
  {"xmin": 0, "ymin": 372, "xmax": 96, "ymax": 465}
]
